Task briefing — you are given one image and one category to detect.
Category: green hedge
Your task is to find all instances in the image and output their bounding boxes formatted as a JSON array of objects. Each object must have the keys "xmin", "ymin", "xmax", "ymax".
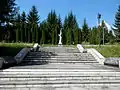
[{"xmin": 0, "ymin": 43, "xmax": 33, "ymax": 56}]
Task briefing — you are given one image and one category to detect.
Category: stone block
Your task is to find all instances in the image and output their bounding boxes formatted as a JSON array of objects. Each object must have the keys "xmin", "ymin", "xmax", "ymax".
[
  {"xmin": 87, "ymin": 48, "xmax": 105, "ymax": 65},
  {"xmin": 0, "ymin": 57, "xmax": 4, "ymax": 68},
  {"xmin": 32, "ymin": 43, "xmax": 40, "ymax": 52},
  {"xmin": 77, "ymin": 44, "xmax": 87, "ymax": 53},
  {"xmin": 14, "ymin": 48, "xmax": 29, "ymax": 64}
]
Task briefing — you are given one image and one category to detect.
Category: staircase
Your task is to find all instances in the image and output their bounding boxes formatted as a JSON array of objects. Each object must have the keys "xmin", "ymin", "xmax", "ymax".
[{"xmin": 0, "ymin": 46, "xmax": 120, "ymax": 90}]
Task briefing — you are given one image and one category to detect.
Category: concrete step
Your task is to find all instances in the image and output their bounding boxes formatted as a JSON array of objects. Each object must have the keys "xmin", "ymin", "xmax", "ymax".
[
  {"xmin": 1, "ymin": 79, "xmax": 120, "ymax": 85},
  {"xmin": 10, "ymin": 66, "xmax": 117, "ymax": 70},
  {"xmin": 22, "ymin": 60, "xmax": 98, "ymax": 63},
  {"xmin": 1, "ymin": 71, "xmax": 120, "ymax": 76},
  {"xmin": 26, "ymin": 56, "xmax": 79, "ymax": 58},
  {"xmin": 11, "ymin": 63, "xmax": 114, "ymax": 69},
  {"xmin": 1, "ymin": 76, "xmax": 120, "ymax": 81},
  {"xmin": 25, "ymin": 57, "xmax": 95, "ymax": 60},
  {"xmin": 28, "ymin": 52, "xmax": 91, "ymax": 56},
  {"xmin": 1, "ymin": 73, "xmax": 120, "ymax": 77},
  {"xmin": 18, "ymin": 62, "xmax": 100, "ymax": 66},
  {"xmin": 21, "ymin": 61, "xmax": 98, "ymax": 64},
  {"xmin": 24, "ymin": 58, "xmax": 96, "ymax": 61},
  {"xmin": 1, "ymin": 84, "xmax": 120, "ymax": 88},
  {"xmin": 1, "ymin": 86, "xmax": 120, "ymax": 90},
  {"xmin": 26, "ymin": 56, "xmax": 95, "ymax": 58},
  {"xmin": 2, "ymin": 69, "xmax": 119, "ymax": 72}
]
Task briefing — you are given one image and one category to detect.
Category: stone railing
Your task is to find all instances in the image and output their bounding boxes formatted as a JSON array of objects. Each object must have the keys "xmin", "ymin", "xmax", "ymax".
[
  {"xmin": 105, "ymin": 58, "xmax": 120, "ymax": 68},
  {"xmin": 77, "ymin": 44, "xmax": 87, "ymax": 53},
  {"xmin": 14, "ymin": 48, "xmax": 30, "ymax": 64},
  {"xmin": 87, "ymin": 48, "xmax": 105, "ymax": 65},
  {"xmin": 0, "ymin": 57, "xmax": 4, "ymax": 68},
  {"xmin": 31, "ymin": 43, "xmax": 40, "ymax": 52}
]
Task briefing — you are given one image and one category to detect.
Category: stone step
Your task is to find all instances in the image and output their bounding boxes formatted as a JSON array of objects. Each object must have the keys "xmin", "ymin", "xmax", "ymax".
[
  {"xmin": 12, "ymin": 63, "xmax": 113, "ymax": 69},
  {"xmin": 25, "ymin": 57, "xmax": 95, "ymax": 60},
  {"xmin": 1, "ymin": 84, "xmax": 120, "ymax": 88},
  {"xmin": 1, "ymin": 86, "xmax": 120, "ymax": 90},
  {"xmin": 1, "ymin": 73, "xmax": 120, "ymax": 77},
  {"xmin": 26, "ymin": 55, "xmax": 93, "ymax": 58},
  {"xmin": 24, "ymin": 58, "xmax": 96, "ymax": 61},
  {"xmin": 18, "ymin": 62, "xmax": 100, "ymax": 66},
  {"xmin": 1, "ymin": 71, "xmax": 120, "ymax": 75},
  {"xmin": 24, "ymin": 56, "xmax": 95, "ymax": 60},
  {"xmin": 10, "ymin": 66, "xmax": 111, "ymax": 69},
  {"xmin": 10, "ymin": 67, "xmax": 116, "ymax": 70},
  {"xmin": 20, "ymin": 61, "xmax": 98, "ymax": 64},
  {"xmin": 28, "ymin": 52, "xmax": 90, "ymax": 54},
  {"xmin": 1, "ymin": 76, "xmax": 120, "ymax": 81},
  {"xmin": 2, "ymin": 69, "xmax": 119, "ymax": 72},
  {"xmin": 28, "ymin": 52, "xmax": 91, "ymax": 56},
  {"xmin": 1, "ymin": 80, "xmax": 120, "ymax": 85},
  {"xmin": 26, "ymin": 55, "xmax": 79, "ymax": 58},
  {"xmin": 21, "ymin": 60, "xmax": 98, "ymax": 63}
]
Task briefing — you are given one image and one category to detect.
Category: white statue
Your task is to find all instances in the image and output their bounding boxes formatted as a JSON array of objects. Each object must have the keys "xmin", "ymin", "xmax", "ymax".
[{"xmin": 58, "ymin": 30, "xmax": 62, "ymax": 45}]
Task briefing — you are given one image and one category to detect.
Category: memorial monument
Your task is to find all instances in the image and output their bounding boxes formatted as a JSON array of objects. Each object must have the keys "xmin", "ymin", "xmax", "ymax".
[{"xmin": 58, "ymin": 30, "xmax": 62, "ymax": 46}]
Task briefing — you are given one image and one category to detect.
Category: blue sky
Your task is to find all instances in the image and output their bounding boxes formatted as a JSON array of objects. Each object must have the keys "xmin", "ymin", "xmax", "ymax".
[{"xmin": 16, "ymin": 0, "xmax": 119, "ymax": 27}]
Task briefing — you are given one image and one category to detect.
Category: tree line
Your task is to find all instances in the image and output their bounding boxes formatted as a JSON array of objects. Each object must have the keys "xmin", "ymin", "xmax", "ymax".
[{"xmin": 0, "ymin": 0, "xmax": 120, "ymax": 45}]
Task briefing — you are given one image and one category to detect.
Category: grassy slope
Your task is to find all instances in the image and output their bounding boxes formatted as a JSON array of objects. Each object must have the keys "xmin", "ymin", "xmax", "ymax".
[
  {"xmin": 84, "ymin": 45, "xmax": 120, "ymax": 57},
  {"xmin": 0, "ymin": 43, "xmax": 33, "ymax": 56}
]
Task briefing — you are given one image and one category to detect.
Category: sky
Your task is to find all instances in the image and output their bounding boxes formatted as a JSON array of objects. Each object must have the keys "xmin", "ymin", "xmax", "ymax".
[{"xmin": 16, "ymin": 0, "xmax": 119, "ymax": 28}]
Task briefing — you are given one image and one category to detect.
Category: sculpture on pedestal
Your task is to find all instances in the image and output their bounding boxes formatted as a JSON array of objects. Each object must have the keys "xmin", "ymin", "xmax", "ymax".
[{"xmin": 58, "ymin": 30, "xmax": 62, "ymax": 46}]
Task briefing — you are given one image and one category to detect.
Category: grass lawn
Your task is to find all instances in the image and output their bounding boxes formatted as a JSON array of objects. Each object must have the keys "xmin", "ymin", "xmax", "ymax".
[
  {"xmin": 41, "ymin": 44, "xmax": 77, "ymax": 48},
  {"xmin": 0, "ymin": 43, "xmax": 33, "ymax": 56},
  {"xmin": 84, "ymin": 45, "xmax": 120, "ymax": 58}
]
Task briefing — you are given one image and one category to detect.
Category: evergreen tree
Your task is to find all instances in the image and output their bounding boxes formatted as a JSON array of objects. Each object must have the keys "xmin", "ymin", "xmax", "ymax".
[
  {"xmin": 78, "ymin": 28, "xmax": 82, "ymax": 44},
  {"xmin": 40, "ymin": 20, "xmax": 47, "ymax": 44},
  {"xmin": 63, "ymin": 12, "xmax": 79, "ymax": 45},
  {"xmin": 47, "ymin": 10, "xmax": 58, "ymax": 44},
  {"xmin": 73, "ymin": 16, "xmax": 79, "ymax": 44},
  {"xmin": 113, "ymin": 5, "xmax": 120, "ymax": 40},
  {"xmin": 82, "ymin": 18, "xmax": 89, "ymax": 42},
  {"xmin": 15, "ymin": 14, "xmax": 21, "ymax": 42},
  {"xmin": 108, "ymin": 30, "xmax": 115, "ymax": 44},
  {"xmin": 0, "ymin": 0, "xmax": 16, "ymax": 24},
  {"xmin": 0, "ymin": 0, "xmax": 16, "ymax": 42},
  {"xmin": 67, "ymin": 12, "xmax": 74, "ymax": 45},
  {"xmin": 27, "ymin": 5, "xmax": 39, "ymax": 43},
  {"xmin": 21, "ymin": 11, "xmax": 26, "ymax": 42},
  {"xmin": 90, "ymin": 27, "xmax": 99, "ymax": 44},
  {"xmin": 62, "ymin": 16, "xmax": 68, "ymax": 44}
]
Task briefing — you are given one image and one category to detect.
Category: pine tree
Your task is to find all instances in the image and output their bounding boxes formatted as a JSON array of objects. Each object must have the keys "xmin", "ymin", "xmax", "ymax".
[
  {"xmin": 62, "ymin": 16, "xmax": 68, "ymax": 44},
  {"xmin": 113, "ymin": 5, "xmax": 120, "ymax": 40},
  {"xmin": 0, "ymin": 0, "xmax": 16, "ymax": 42},
  {"xmin": 47, "ymin": 10, "xmax": 58, "ymax": 44},
  {"xmin": 63, "ymin": 12, "xmax": 79, "ymax": 45},
  {"xmin": 40, "ymin": 21, "xmax": 46, "ymax": 44},
  {"xmin": 0, "ymin": 0, "xmax": 16, "ymax": 24},
  {"xmin": 90, "ymin": 27, "xmax": 99, "ymax": 44},
  {"xmin": 15, "ymin": 13, "xmax": 21, "ymax": 42},
  {"xmin": 108, "ymin": 30, "xmax": 115, "ymax": 44},
  {"xmin": 21, "ymin": 11, "xmax": 26, "ymax": 42},
  {"xmin": 82, "ymin": 18, "xmax": 89, "ymax": 43},
  {"xmin": 78, "ymin": 28, "xmax": 82, "ymax": 44},
  {"xmin": 27, "ymin": 5, "xmax": 39, "ymax": 43},
  {"xmin": 73, "ymin": 16, "xmax": 80, "ymax": 44}
]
